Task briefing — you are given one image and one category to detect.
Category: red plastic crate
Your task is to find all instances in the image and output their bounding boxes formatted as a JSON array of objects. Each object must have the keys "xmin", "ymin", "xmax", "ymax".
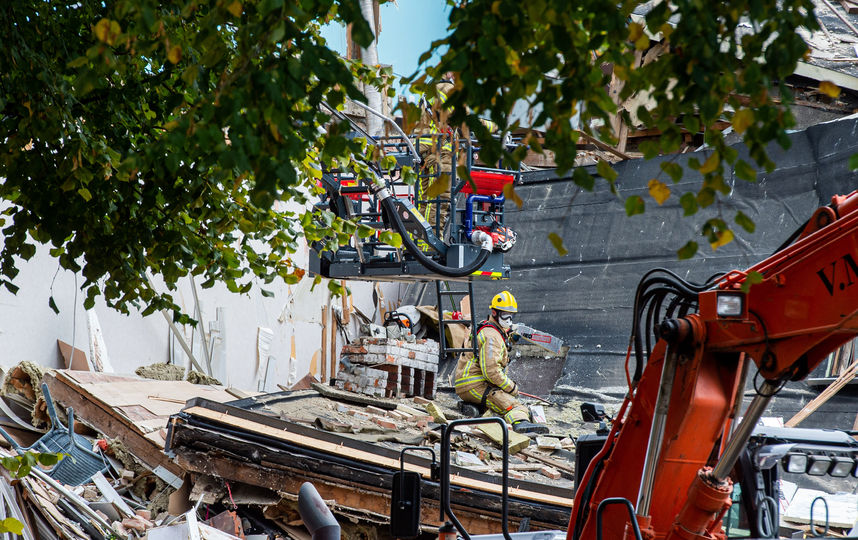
[
  {"xmin": 461, "ymin": 169, "xmax": 515, "ymax": 195},
  {"xmin": 316, "ymin": 179, "xmax": 369, "ymax": 201}
]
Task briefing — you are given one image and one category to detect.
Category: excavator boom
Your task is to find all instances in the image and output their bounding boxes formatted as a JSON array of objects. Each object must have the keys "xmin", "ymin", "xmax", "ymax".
[{"xmin": 570, "ymin": 191, "xmax": 858, "ymax": 540}]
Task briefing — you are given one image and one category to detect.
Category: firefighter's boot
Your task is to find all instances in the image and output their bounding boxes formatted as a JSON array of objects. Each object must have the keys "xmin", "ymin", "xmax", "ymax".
[{"xmin": 512, "ymin": 421, "xmax": 549, "ymax": 434}]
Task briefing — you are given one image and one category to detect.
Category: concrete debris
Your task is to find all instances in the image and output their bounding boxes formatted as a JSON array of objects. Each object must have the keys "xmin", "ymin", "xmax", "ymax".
[{"xmin": 135, "ymin": 363, "xmax": 223, "ymax": 386}]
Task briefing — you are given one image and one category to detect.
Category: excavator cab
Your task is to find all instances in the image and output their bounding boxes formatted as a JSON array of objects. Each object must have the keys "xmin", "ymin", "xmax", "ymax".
[{"xmin": 308, "ymin": 106, "xmax": 520, "ymax": 282}]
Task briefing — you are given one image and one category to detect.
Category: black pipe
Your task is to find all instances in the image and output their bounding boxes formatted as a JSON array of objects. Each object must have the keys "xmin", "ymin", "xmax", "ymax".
[{"xmin": 379, "ymin": 194, "xmax": 490, "ymax": 278}]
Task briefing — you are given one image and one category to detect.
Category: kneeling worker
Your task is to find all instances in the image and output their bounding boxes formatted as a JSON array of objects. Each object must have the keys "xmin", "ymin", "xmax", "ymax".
[{"xmin": 454, "ymin": 291, "xmax": 548, "ymax": 434}]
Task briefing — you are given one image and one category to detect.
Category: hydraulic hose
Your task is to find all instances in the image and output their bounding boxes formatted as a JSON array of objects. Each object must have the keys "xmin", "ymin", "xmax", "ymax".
[{"xmin": 378, "ymin": 190, "xmax": 491, "ymax": 277}]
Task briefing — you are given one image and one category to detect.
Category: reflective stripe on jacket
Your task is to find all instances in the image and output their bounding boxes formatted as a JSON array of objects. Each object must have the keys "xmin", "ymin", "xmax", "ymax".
[{"xmin": 454, "ymin": 321, "xmax": 515, "ymax": 393}]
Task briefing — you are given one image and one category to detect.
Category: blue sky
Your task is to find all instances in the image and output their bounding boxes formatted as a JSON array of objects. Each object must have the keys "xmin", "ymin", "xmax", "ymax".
[{"xmin": 321, "ymin": 1, "xmax": 451, "ymax": 98}]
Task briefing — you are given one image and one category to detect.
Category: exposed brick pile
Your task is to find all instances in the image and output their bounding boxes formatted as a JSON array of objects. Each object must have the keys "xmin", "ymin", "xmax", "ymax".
[
  {"xmin": 333, "ymin": 365, "xmax": 389, "ymax": 397},
  {"xmin": 336, "ymin": 337, "xmax": 440, "ymax": 399}
]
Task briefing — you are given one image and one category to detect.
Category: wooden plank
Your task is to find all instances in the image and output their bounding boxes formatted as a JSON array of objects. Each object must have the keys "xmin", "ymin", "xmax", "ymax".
[
  {"xmin": 321, "ymin": 305, "xmax": 328, "ymax": 383},
  {"xmin": 310, "ymin": 382, "xmax": 398, "ymax": 410},
  {"xmin": 476, "ymin": 423, "xmax": 531, "ymax": 454},
  {"xmin": 45, "ymin": 375, "xmax": 185, "ymax": 478},
  {"xmin": 330, "ymin": 302, "xmax": 338, "ymax": 381},
  {"xmin": 520, "ymin": 448, "xmax": 576, "ymax": 475},
  {"xmin": 341, "ymin": 281, "xmax": 350, "ymax": 325},
  {"xmin": 173, "ymin": 450, "xmax": 538, "ymax": 535},
  {"xmin": 841, "ymin": 0, "xmax": 858, "ymax": 14},
  {"xmin": 786, "ymin": 357, "xmax": 858, "ymax": 427},
  {"xmin": 180, "ymin": 405, "xmax": 574, "ymax": 508}
]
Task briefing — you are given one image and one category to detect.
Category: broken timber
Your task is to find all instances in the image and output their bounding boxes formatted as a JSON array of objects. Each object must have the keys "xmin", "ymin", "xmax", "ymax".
[
  {"xmin": 165, "ymin": 398, "xmax": 574, "ymax": 533},
  {"xmin": 45, "ymin": 370, "xmax": 237, "ymax": 482}
]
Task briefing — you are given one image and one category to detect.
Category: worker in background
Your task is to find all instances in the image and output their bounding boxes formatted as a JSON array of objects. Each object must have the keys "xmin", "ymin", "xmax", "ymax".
[
  {"xmin": 414, "ymin": 77, "xmax": 455, "ymax": 238},
  {"xmin": 454, "ymin": 291, "xmax": 548, "ymax": 434},
  {"xmin": 414, "ymin": 74, "xmax": 498, "ymax": 242}
]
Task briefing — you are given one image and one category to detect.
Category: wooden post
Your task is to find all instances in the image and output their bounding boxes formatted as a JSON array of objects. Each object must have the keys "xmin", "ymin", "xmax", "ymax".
[
  {"xmin": 321, "ymin": 306, "xmax": 328, "ymax": 383},
  {"xmin": 330, "ymin": 304, "xmax": 338, "ymax": 380},
  {"xmin": 341, "ymin": 280, "xmax": 350, "ymax": 325}
]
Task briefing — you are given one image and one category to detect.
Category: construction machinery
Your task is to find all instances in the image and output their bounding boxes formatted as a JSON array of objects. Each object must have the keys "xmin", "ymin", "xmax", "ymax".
[
  {"xmin": 309, "ymin": 101, "xmax": 522, "ymax": 376},
  {"xmin": 568, "ymin": 190, "xmax": 858, "ymax": 540},
  {"xmin": 309, "ymin": 103, "xmax": 519, "ymax": 282},
  {"xmin": 387, "ymin": 190, "xmax": 858, "ymax": 540}
]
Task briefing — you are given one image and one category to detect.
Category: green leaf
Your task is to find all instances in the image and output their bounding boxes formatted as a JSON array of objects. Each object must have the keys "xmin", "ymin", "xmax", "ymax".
[
  {"xmin": 677, "ymin": 241, "xmax": 698, "ymax": 260},
  {"xmin": 740, "ymin": 270, "xmax": 764, "ymax": 292},
  {"xmin": 548, "ymin": 232, "xmax": 568, "ymax": 256},
  {"xmin": 77, "ymin": 188, "xmax": 92, "ymax": 202},
  {"xmin": 48, "ymin": 296, "xmax": 59, "ymax": 314},
  {"xmin": 260, "ymin": 288, "xmax": 274, "ymax": 298},
  {"xmin": 572, "ymin": 167, "xmax": 595, "ymax": 190},
  {"xmin": 679, "ymin": 193, "xmax": 698, "ymax": 216},
  {"xmin": 625, "ymin": 195, "xmax": 645, "ymax": 216},
  {"xmin": 659, "ymin": 162, "xmax": 683, "ymax": 183},
  {"xmin": 37, "ymin": 452, "xmax": 62, "ymax": 466},
  {"xmin": 735, "ymin": 211, "xmax": 756, "ymax": 233},
  {"xmin": 596, "ymin": 160, "xmax": 618, "ymax": 183},
  {"xmin": 734, "ymin": 160, "xmax": 757, "ymax": 182},
  {"xmin": 379, "ymin": 230, "xmax": 402, "ymax": 248},
  {"xmin": 849, "ymin": 153, "xmax": 858, "ymax": 171}
]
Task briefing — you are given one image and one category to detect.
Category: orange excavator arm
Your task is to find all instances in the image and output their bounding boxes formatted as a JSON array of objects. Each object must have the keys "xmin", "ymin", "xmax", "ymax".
[{"xmin": 569, "ymin": 190, "xmax": 858, "ymax": 540}]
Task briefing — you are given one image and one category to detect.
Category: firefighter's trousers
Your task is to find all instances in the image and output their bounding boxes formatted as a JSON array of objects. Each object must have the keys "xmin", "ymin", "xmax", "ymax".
[{"xmin": 456, "ymin": 382, "xmax": 529, "ymax": 425}]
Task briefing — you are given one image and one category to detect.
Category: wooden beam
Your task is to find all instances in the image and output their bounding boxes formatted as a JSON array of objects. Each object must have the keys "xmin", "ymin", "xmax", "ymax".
[
  {"xmin": 173, "ymin": 450, "xmax": 534, "ymax": 535},
  {"xmin": 341, "ymin": 281, "xmax": 350, "ymax": 325},
  {"xmin": 44, "ymin": 374, "xmax": 184, "ymax": 477},
  {"xmin": 321, "ymin": 305, "xmax": 328, "ymax": 383},
  {"xmin": 179, "ymin": 405, "xmax": 574, "ymax": 508},
  {"xmin": 575, "ymin": 131, "xmax": 632, "ymax": 161},
  {"xmin": 330, "ymin": 302, "xmax": 338, "ymax": 381},
  {"xmin": 786, "ymin": 357, "xmax": 858, "ymax": 427}
]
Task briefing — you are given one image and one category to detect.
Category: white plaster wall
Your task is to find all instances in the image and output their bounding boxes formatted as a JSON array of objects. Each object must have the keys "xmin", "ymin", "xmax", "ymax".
[{"xmin": 0, "ymin": 239, "xmax": 404, "ymax": 392}]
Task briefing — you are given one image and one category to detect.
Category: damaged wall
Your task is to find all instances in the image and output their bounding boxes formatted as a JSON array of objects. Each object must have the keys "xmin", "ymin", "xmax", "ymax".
[
  {"xmin": 0, "ymin": 230, "xmax": 402, "ymax": 391},
  {"xmin": 474, "ymin": 114, "xmax": 858, "ymax": 407}
]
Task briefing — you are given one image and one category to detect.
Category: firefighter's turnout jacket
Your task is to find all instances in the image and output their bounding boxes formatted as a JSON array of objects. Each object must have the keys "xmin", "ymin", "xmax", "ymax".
[{"xmin": 454, "ymin": 320, "xmax": 529, "ymax": 424}]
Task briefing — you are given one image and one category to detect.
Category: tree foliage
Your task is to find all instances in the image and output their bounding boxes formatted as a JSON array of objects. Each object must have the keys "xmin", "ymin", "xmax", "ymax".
[
  {"xmin": 414, "ymin": 0, "xmax": 821, "ymax": 257},
  {"xmin": 1, "ymin": 0, "xmax": 385, "ymax": 318},
  {"xmin": 0, "ymin": 0, "xmax": 839, "ymax": 315}
]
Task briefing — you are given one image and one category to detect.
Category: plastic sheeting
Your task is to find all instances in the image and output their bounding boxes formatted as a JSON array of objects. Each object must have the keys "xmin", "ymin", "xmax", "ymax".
[{"xmin": 472, "ymin": 115, "xmax": 858, "ymax": 416}]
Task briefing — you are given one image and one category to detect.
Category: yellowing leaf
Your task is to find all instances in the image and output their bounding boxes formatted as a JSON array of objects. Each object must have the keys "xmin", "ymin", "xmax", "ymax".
[
  {"xmin": 698, "ymin": 152, "xmax": 719, "ymax": 174},
  {"xmin": 0, "ymin": 517, "xmax": 23, "ymax": 535},
  {"xmin": 710, "ymin": 229, "xmax": 734, "ymax": 250},
  {"xmin": 227, "ymin": 1, "xmax": 243, "ymax": 17},
  {"xmin": 647, "ymin": 179, "xmax": 670, "ymax": 205},
  {"xmin": 167, "ymin": 45, "xmax": 182, "ymax": 64},
  {"xmin": 94, "ymin": 19, "xmax": 121, "ymax": 45},
  {"xmin": 819, "ymin": 81, "xmax": 841, "ymax": 98},
  {"xmin": 732, "ymin": 109, "xmax": 753, "ymax": 134},
  {"xmin": 628, "ymin": 22, "xmax": 644, "ymax": 42},
  {"xmin": 424, "ymin": 174, "xmax": 449, "ymax": 199},
  {"xmin": 548, "ymin": 232, "xmax": 568, "ymax": 256},
  {"xmin": 503, "ymin": 182, "xmax": 523, "ymax": 208},
  {"xmin": 635, "ymin": 34, "xmax": 650, "ymax": 51}
]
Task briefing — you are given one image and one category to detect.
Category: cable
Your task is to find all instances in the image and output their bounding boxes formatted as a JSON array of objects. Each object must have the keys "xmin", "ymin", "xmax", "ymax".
[
  {"xmin": 628, "ymin": 269, "xmax": 722, "ymax": 382},
  {"xmin": 379, "ymin": 193, "xmax": 490, "ymax": 278}
]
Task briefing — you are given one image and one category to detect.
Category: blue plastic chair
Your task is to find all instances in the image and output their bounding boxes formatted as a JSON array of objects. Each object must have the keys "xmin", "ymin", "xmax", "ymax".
[{"xmin": 0, "ymin": 383, "xmax": 108, "ymax": 486}]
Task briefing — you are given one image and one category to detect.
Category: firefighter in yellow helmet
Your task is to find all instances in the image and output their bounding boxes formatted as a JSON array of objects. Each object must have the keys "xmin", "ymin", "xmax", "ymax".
[{"xmin": 454, "ymin": 291, "xmax": 548, "ymax": 434}]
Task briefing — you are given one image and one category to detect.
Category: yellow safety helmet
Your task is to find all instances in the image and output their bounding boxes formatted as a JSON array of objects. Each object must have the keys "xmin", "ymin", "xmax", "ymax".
[{"xmin": 490, "ymin": 291, "xmax": 518, "ymax": 313}]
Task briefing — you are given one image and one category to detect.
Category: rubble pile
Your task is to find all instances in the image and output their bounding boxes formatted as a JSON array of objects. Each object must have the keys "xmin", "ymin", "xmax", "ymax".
[{"xmin": 0, "ymin": 340, "xmax": 591, "ymax": 540}]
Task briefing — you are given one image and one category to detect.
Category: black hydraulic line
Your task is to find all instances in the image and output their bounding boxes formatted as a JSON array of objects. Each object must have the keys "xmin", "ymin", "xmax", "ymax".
[
  {"xmin": 379, "ymin": 195, "xmax": 490, "ymax": 278},
  {"xmin": 572, "ymin": 453, "xmax": 606, "ymax": 540},
  {"xmin": 595, "ymin": 498, "xmax": 643, "ymax": 540}
]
